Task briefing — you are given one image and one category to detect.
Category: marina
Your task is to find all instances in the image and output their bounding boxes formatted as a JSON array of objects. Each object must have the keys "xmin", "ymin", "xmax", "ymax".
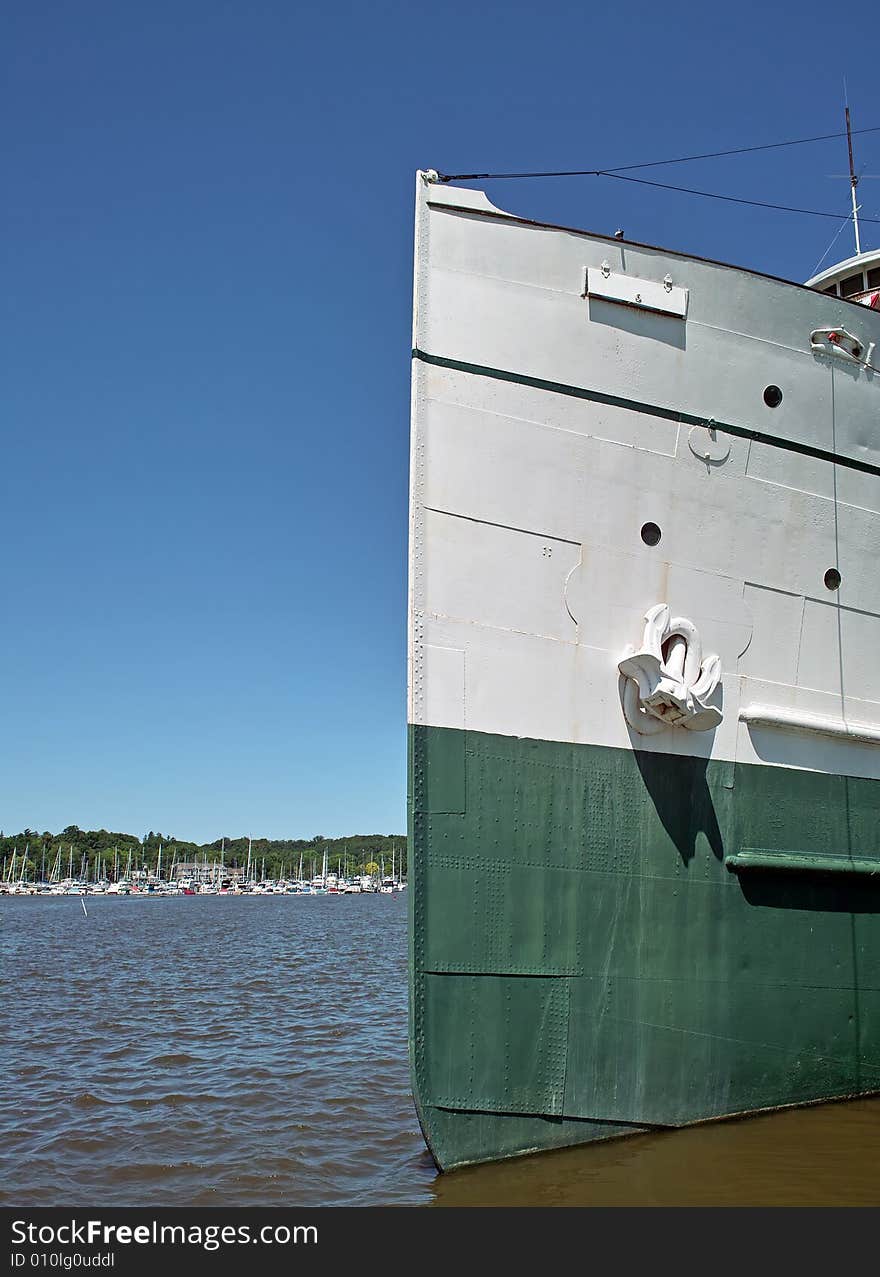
[
  {"xmin": 0, "ymin": 835, "xmax": 406, "ymax": 896},
  {"xmin": 0, "ymin": 879, "xmax": 406, "ymax": 895},
  {"xmin": 0, "ymin": 871, "xmax": 406, "ymax": 897}
]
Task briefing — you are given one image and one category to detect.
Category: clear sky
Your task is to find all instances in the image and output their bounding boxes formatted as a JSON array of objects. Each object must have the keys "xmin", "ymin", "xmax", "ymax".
[{"xmin": 3, "ymin": 1, "xmax": 877, "ymax": 842}]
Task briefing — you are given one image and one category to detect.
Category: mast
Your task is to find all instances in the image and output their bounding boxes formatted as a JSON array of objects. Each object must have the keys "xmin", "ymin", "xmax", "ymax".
[{"xmin": 846, "ymin": 105, "xmax": 862, "ymax": 256}]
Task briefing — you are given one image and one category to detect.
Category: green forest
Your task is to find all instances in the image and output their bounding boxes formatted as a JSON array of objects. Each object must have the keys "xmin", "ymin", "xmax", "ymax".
[{"xmin": 0, "ymin": 826, "xmax": 406, "ymax": 883}]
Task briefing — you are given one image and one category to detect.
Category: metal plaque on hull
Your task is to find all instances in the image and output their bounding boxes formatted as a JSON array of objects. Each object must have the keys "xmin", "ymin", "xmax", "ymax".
[{"xmin": 586, "ymin": 265, "xmax": 689, "ymax": 318}]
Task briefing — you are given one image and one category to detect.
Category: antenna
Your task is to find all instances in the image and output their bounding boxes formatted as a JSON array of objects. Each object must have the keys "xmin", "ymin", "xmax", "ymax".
[{"xmin": 846, "ymin": 105, "xmax": 862, "ymax": 255}]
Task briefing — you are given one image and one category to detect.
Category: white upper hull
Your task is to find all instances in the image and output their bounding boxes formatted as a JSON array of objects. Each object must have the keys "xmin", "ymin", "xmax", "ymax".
[{"xmin": 409, "ymin": 176, "xmax": 880, "ymax": 780}]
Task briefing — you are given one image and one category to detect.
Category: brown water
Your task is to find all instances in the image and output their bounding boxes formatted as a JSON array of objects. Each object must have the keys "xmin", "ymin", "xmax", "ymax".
[
  {"xmin": 3, "ymin": 896, "xmax": 879, "ymax": 1207},
  {"xmin": 430, "ymin": 1099, "xmax": 880, "ymax": 1206}
]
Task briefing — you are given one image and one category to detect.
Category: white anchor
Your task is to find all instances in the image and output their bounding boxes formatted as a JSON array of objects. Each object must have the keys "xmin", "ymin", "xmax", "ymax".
[{"xmin": 618, "ymin": 603, "xmax": 722, "ymax": 735}]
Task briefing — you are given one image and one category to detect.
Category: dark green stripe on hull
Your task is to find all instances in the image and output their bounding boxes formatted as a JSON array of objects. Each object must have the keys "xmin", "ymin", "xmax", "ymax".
[
  {"xmin": 408, "ymin": 725, "xmax": 880, "ymax": 1171},
  {"xmin": 412, "ymin": 349, "xmax": 880, "ymax": 480}
]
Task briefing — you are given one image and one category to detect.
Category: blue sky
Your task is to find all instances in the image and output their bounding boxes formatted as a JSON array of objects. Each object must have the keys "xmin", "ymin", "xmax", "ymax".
[{"xmin": 2, "ymin": 1, "xmax": 877, "ymax": 841}]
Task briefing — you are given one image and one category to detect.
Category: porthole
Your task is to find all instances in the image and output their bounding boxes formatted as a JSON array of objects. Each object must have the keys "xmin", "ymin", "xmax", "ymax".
[
  {"xmin": 824, "ymin": 568, "xmax": 841, "ymax": 591},
  {"xmin": 763, "ymin": 385, "xmax": 783, "ymax": 408},
  {"xmin": 641, "ymin": 522, "xmax": 662, "ymax": 547}
]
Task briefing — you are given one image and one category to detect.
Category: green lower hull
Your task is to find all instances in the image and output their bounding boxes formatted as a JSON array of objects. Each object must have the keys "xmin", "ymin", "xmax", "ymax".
[{"xmin": 408, "ymin": 724, "xmax": 880, "ymax": 1171}]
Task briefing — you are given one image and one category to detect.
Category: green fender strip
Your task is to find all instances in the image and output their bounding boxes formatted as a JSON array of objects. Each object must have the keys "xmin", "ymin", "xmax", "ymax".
[{"xmin": 725, "ymin": 850, "xmax": 880, "ymax": 877}]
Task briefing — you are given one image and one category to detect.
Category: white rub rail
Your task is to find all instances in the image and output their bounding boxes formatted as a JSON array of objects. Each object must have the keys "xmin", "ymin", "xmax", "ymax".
[{"xmin": 740, "ymin": 704, "xmax": 880, "ymax": 746}]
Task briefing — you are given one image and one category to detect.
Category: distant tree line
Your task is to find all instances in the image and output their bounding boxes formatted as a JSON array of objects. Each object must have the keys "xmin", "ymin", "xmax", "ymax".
[{"xmin": 0, "ymin": 826, "xmax": 407, "ymax": 883}]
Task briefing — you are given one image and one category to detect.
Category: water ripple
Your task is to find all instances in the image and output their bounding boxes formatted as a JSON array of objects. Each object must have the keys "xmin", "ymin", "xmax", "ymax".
[{"xmin": 0, "ymin": 896, "xmax": 433, "ymax": 1206}]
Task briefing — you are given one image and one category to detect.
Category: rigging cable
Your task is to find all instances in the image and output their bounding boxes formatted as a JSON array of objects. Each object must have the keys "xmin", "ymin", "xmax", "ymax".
[
  {"xmin": 438, "ymin": 124, "xmax": 880, "ymax": 182},
  {"xmin": 599, "ymin": 172, "xmax": 880, "ymax": 224},
  {"xmin": 811, "ymin": 211, "xmax": 862, "ymax": 276}
]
